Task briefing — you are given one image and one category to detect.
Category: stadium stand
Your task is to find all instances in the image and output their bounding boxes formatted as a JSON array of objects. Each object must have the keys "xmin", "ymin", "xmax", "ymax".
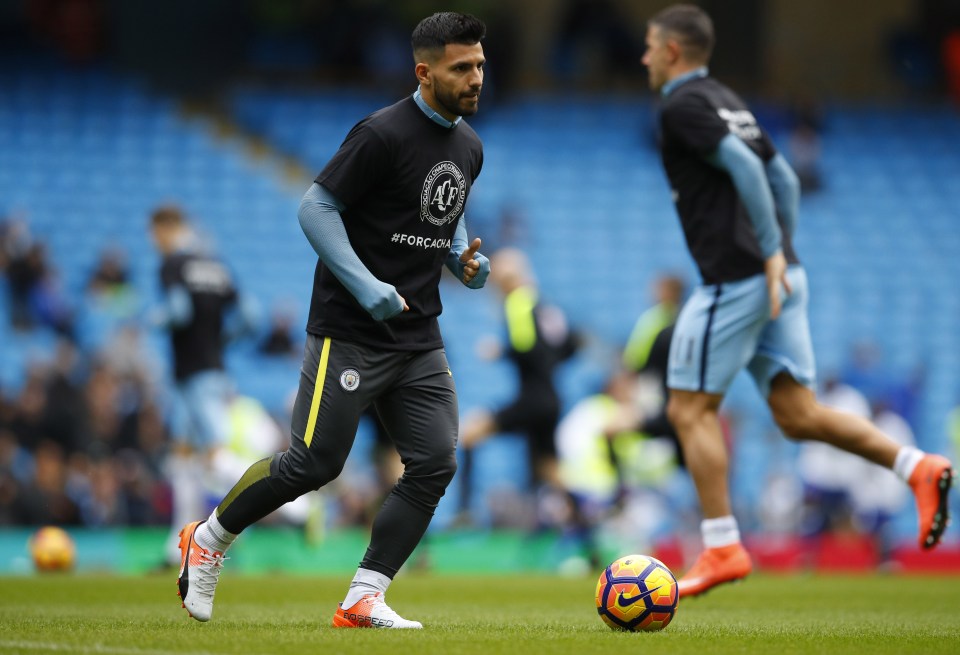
[{"xmin": 2, "ymin": 66, "xmax": 959, "ymax": 542}]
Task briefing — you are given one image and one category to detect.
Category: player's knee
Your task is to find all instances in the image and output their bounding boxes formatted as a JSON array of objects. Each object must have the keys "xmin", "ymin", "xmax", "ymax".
[
  {"xmin": 423, "ymin": 449, "xmax": 458, "ymax": 486},
  {"xmin": 403, "ymin": 449, "xmax": 457, "ymax": 498},
  {"xmin": 772, "ymin": 404, "xmax": 819, "ymax": 441},
  {"xmin": 276, "ymin": 450, "xmax": 346, "ymax": 495},
  {"xmin": 667, "ymin": 395, "xmax": 697, "ymax": 432}
]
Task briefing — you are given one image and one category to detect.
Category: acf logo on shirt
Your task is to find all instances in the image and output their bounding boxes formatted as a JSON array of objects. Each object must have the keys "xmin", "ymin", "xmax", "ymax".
[{"xmin": 420, "ymin": 161, "xmax": 466, "ymax": 226}]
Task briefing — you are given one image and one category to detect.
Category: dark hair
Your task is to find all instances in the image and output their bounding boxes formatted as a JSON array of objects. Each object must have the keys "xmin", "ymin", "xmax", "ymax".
[
  {"xmin": 411, "ymin": 12, "xmax": 486, "ymax": 57},
  {"xmin": 649, "ymin": 4, "xmax": 714, "ymax": 62},
  {"xmin": 150, "ymin": 205, "xmax": 185, "ymax": 227}
]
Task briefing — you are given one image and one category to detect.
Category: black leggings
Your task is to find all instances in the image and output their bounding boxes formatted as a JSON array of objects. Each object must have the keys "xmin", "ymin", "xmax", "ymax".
[{"xmin": 216, "ymin": 335, "xmax": 458, "ymax": 578}]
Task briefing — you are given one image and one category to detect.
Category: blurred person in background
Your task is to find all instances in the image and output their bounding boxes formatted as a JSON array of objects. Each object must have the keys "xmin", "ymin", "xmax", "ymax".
[
  {"xmin": 853, "ymin": 400, "xmax": 917, "ymax": 561},
  {"xmin": 257, "ymin": 302, "xmax": 300, "ymax": 357},
  {"xmin": 555, "ymin": 368, "xmax": 679, "ymax": 571},
  {"xmin": 458, "ymin": 247, "xmax": 579, "ymax": 527},
  {"xmin": 148, "ymin": 205, "xmax": 256, "ymax": 568},
  {"xmin": 641, "ymin": 3, "xmax": 955, "ymax": 598},
  {"xmin": 612, "ymin": 274, "xmax": 687, "ymax": 467},
  {"xmin": 86, "ymin": 246, "xmax": 138, "ymax": 320},
  {"xmin": 622, "ymin": 274, "xmax": 685, "ymax": 375},
  {"xmin": 796, "ymin": 376, "xmax": 871, "ymax": 539},
  {"xmin": 175, "ymin": 12, "xmax": 490, "ymax": 630}
]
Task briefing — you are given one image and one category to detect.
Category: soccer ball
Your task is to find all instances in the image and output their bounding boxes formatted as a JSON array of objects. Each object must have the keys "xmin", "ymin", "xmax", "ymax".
[
  {"xmin": 595, "ymin": 554, "xmax": 678, "ymax": 631},
  {"xmin": 29, "ymin": 526, "xmax": 76, "ymax": 572}
]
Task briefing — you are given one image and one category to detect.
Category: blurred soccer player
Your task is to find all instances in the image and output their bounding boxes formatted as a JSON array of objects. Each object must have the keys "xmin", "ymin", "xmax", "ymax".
[
  {"xmin": 642, "ymin": 4, "xmax": 954, "ymax": 597},
  {"xmin": 149, "ymin": 206, "xmax": 253, "ymax": 567},
  {"xmin": 176, "ymin": 12, "xmax": 490, "ymax": 628},
  {"xmin": 459, "ymin": 248, "xmax": 579, "ymax": 523}
]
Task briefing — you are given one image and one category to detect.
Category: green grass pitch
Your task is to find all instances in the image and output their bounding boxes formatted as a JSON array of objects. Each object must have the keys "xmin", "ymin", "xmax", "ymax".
[{"xmin": 1, "ymin": 573, "xmax": 958, "ymax": 654}]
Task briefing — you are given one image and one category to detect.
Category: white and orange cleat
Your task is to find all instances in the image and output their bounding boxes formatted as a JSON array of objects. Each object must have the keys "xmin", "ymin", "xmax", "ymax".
[
  {"xmin": 908, "ymin": 454, "xmax": 954, "ymax": 550},
  {"xmin": 332, "ymin": 592, "xmax": 423, "ymax": 629},
  {"xmin": 677, "ymin": 542, "xmax": 753, "ymax": 598},
  {"xmin": 177, "ymin": 520, "xmax": 226, "ymax": 622}
]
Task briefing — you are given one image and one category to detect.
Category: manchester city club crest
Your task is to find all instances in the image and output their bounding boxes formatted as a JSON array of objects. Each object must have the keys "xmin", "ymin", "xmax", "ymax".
[
  {"xmin": 339, "ymin": 368, "xmax": 360, "ymax": 392},
  {"xmin": 420, "ymin": 161, "xmax": 466, "ymax": 226}
]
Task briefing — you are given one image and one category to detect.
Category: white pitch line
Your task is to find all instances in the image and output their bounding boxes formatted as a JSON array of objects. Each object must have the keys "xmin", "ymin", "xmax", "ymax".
[{"xmin": 0, "ymin": 641, "xmax": 273, "ymax": 655}]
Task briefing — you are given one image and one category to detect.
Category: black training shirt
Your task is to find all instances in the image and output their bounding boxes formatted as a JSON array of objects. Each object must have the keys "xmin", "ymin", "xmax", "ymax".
[
  {"xmin": 160, "ymin": 251, "xmax": 238, "ymax": 380},
  {"xmin": 310, "ymin": 96, "xmax": 483, "ymax": 349},
  {"xmin": 659, "ymin": 76, "xmax": 799, "ymax": 284}
]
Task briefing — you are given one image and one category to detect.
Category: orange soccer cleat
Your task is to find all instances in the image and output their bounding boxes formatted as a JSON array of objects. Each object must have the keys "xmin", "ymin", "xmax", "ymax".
[
  {"xmin": 177, "ymin": 520, "xmax": 226, "ymax": 622},
  {"xmin": 677, "ymin": 542, "xmax": 753, "ymax": 598},
  {"xmin": 908, "ymin": 454, "xmax": 954, "ymax": 550},
  {"xmin": 332, "ymin": 592, "xmax": 423, "ymax": 629}
]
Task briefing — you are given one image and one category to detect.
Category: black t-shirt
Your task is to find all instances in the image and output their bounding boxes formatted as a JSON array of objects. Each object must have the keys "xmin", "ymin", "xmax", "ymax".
[
  {"xmin": 311, "ymin": 96, "xmax": 483, "ymax": 350},
  {"xmin": 659, "ymin": 76, "xmax": 799, "ymax": 284},
  {"xmin": 160, "ymin": 251, "xmax": 238, "ymax": 380},
  {"xmin": 505, "ymin": 290, "xmax": 579, "ymax": 404}
]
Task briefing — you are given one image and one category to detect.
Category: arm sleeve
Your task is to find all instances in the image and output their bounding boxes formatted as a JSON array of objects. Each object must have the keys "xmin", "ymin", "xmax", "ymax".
[
  {"xmin": 765, "ymin": 153, "xmax": 800, "ymax": 239},
  {"xmin": 706, "ymin": 133, "xmax": 782, "ymax": 258},
  {"xmin": 223, "ymin": 293, "xmax": 259, "ymax": 343},
  {"xmin": 298, "ymin": 183, "xmax": 404, "ymax": 321},
  {"xmin": 151, "ymin": 285, "xmax": 193, "ymax": 329},
  {"xmin": 444, "ymin": 215, "xmax": 490, "ymax": 289}
]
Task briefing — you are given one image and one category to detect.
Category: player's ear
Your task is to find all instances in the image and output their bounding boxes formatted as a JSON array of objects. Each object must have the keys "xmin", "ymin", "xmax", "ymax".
[
  {"xmin": 415, "ymin": 61, "xmax": 431, "ymax": 87},
  {"xmin": 666, "ymin": 38, "xmax": 683, "ymax": 64}
]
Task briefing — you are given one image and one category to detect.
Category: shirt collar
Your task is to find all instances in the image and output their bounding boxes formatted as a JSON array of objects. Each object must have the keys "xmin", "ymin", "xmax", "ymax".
[
  {"xmin": 661, "ymin": 66, "xmax": 709, "ymax": 98},
  {"xmin": 413, "ymin": 87, "xmax": 461, "ymax": 129}
]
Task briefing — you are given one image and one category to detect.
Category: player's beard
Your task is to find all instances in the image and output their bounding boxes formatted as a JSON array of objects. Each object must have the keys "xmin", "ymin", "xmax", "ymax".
[{"xmin": 436, "ymin": 84, "xmax": 480, "ymax": 118}]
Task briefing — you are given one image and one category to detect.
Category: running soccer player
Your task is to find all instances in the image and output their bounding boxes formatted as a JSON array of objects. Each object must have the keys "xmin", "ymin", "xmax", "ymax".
[
  {"xmin": 642, "ymin": 4, "xmax": 954, "ymax": 597},
  {"xmin": 149, "ymin": 206, "xmax": 253, "ymax": 569},
  {"xmin": 176, "ymin": 12, "xmax": 490, "ymax": 628},
  {"xmin": 459, "ymin": 248, "xmax": 579, "ymax": 521}
]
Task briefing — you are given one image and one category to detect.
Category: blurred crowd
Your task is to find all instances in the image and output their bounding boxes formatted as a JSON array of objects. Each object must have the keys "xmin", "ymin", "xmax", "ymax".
[
  {"xmin": 0, "ymin": 216, "xmax": 294, "ymax": 530},
  {"xmin": 0, "ymin": 210, "xmax": 948, "ymax": 565},
  {"xmin": 0, "ymin": 209, "xmax": 944, "ymax": 550}
]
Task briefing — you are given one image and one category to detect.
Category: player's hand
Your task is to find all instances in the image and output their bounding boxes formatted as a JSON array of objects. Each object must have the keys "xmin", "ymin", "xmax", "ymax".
[
  {"xmin": 459, "ymin": 238, "xmax": 490, "ymax": 289},
  {"xmin": 764, "ymin": 250, "xmax": 792, "ymax": 320},
  {"xmin": 363, "ymin": 281, "xmax": 409, "ymax": 321}
]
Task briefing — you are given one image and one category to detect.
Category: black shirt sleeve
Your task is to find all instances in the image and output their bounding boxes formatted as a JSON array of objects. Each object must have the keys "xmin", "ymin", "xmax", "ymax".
[
  {"xmin": 314, "ymin": 121, "xmax": 391, "ymax": 209},
  {"xmin": 159, "ymin": 257, "xmax": 183, "ymax": 291},
  {"xmin": 661, "ymin": 94, "xmax": 730, "ymax": 155}
]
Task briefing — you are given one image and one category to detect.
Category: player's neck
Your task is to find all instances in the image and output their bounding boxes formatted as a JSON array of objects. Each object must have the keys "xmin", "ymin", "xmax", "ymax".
[
  {"xmin": 661, "ymin": 65, "xmax": 709, "ymax": 97},
  {"xmin": 413, "ymin": 86, "xmax": 460, "ymax": 128}
]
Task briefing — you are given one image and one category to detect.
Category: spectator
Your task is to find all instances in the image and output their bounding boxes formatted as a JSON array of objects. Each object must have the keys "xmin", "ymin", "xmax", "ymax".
[
  {"xmin": 15, "ymin": 440, "xmax": 81, "ymax": 525},
  {"xmin": 258, "ymin": 304, "xmax": 298, "ymax": 357},
  {"xmin": 6, "ymin": 240, "xmax": 46, "ymax": 331},
  {"xmin": 86, "ymin": 246, "xmax": 138, "ymax": 319}
]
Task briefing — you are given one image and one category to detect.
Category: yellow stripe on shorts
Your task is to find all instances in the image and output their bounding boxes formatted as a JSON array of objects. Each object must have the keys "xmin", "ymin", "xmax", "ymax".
[{"xmin": 304, "ymin": 337, "xmax": 332, "ymax": 448}]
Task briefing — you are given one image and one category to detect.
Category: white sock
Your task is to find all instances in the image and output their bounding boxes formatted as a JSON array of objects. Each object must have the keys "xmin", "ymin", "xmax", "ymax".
[
  {"xmin": 166, "ymin": 454, "xmax": 205, "ymax": 564},
  {"xmin": 701, "ymin": 515, "xmax": 741, "ymax": 549},
  {"xmin": 195, "ymin": 511, "xmax": 237, "ymax": 554},
  {"xmin": 893, "ymin": 446, "xmax": 925, "ymax": 482},
  {"xmin": 342, "ymin": 568, "xmax": 392, "ymax": 609}
]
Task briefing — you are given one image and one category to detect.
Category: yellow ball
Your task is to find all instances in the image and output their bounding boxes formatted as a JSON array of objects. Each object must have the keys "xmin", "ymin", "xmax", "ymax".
[{"xmin": 29, "ymin": 526, "xmax": 76, "ymax": 572}]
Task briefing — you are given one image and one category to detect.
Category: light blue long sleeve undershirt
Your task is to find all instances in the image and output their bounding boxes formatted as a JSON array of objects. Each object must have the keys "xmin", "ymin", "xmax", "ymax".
[
  {"xmin": 298, "ymin": 184, "xmax": 489, "ymax": 320},
  {"xmin": 765, "ymin": 152, "xmax": 800, "ymax": 239},
  {"xmin": 446, "ymin": 215, "xmax": 490, "ymax": 289},
  {"xmin": 154, "ymin": 285, "xmax": 193, "ymax": 329},
  {"xmin": 155, "ymin": 281, "xmax": 257, "ymax": 341},
  {"xmin": 706, "ymin": 133, "xmax": 783, "ymax": 259},
  {"xmin": 298, "ymin": 183, "xmax": 406, "ymax": 321}
]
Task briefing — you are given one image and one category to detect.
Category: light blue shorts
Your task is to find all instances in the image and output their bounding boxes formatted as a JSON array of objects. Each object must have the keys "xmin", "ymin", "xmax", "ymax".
[
  {"xmin": 169, "ymin": 370, "xmax": 233, "ymax": 449},
  {"xmin": 667, "ymin": 266, "xmax": 816, "ymax": 397}
]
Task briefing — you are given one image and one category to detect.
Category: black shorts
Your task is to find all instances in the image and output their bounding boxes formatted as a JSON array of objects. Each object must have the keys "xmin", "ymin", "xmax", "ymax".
[{"xmin": 494, "ymin": 393, "xmax": 560, "ymax": 460}]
